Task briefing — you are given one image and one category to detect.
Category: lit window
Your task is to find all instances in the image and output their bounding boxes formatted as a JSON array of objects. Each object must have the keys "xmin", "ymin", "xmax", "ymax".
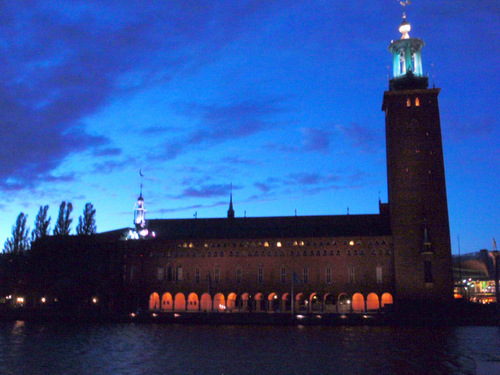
[
  {"xmin": 415, "ymin": 97, "xmax": 420, "ymax": 106},
  {"xmin": 407, "ymin": 98, "xmax": 411, "ymax": 107},
  {"xmin": 276, "ymin": 242, "xmax": 282, "ymax": 247},
  {"xmin": 349, "ymin": 241, "xmax": 355, "ymax": 246}
]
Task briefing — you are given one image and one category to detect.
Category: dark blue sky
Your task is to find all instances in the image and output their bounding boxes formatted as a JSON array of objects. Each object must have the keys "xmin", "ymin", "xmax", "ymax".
[{"xmin": 0, "ymin": 1, "xmax": 498, "ymax": 254}]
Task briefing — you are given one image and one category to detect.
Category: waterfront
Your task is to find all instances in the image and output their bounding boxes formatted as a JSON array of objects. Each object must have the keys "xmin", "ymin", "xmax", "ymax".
[{"xmin": 0, "ymin": 322, "xmax": 499, "ymax": 375}]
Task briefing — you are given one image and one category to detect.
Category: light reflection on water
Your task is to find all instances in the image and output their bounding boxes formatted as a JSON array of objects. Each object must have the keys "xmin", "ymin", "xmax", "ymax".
[{"xmin": 0, "ymin": 322, "xmax": 498, "ymax": 375}]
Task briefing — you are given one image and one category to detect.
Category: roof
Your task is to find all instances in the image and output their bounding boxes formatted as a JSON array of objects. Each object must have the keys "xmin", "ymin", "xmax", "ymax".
[{"xmin": 146, "ymin": 212, "xmax": 391, "ymax": 240}]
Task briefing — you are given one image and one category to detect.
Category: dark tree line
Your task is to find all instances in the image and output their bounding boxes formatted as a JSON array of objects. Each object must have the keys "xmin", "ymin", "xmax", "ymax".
[{"xmin": 2, "ymin": 201, "xmax": 97, "ymax": 253}]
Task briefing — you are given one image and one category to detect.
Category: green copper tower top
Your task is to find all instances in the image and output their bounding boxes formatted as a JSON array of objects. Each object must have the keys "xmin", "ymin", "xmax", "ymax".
[{"xmin": 388, "ymin": 13, "xmax": 428, "ymax": 91}]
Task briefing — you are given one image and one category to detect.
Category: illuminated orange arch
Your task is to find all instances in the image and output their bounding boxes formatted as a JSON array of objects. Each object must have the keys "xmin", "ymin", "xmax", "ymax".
[
  {"xmin": 366, "ymin": 293, "xmax": 379, "ymax": 311},
  {"xmin": 149, "ymin": 292, "xmax": 160, "ymax": 311},
  {"xmin": 214, "ymin": 293, "xmax": 226, "ymax": 312},
  {"xmin": 161, "ymin": 292, "xmax": 173, "ymax": 311},
  {"xmin": 227, "ymin": 293, "xmax": 237, "ymax": 311},
  {"xmin": 352, "ymin": 293, "xmax": 365, "ymax": 312},
  {"xmin": 200, "ymin": 293, "xmax": 212, "ymax": 312},
  {"xmin": 174, "ymin": 293, "xmax": 186, "ymax": 311},
  {"xmin": 381, "ymin": 293, "xmax": 393, "ymax": 307},
  {"xmin": 187, "ymin": 293, "xmax": 199, "ymax": 311}
]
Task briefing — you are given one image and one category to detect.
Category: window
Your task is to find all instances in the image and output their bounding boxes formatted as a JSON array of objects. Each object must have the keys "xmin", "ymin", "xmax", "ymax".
[
  {"xmin": 258, "ymin": 268, "xmax": 263, "ymax": 284},
  {"xmin": 349, "ymin": 265, "xmax": 355, "ymax": 284},
  {"xmin": 376, "ymin": 266, "xmax": 383, "ymax": 284},
  {"xmin": 236, "ymin": 268, "xmax": 242, "ymax": 283},
  {"xmin": 407, "ymin": 98, "xmax": 411, "ymax": 107},
  {"xmin": 177, "ymin": 266, "xmax": 183, "ymax": 281},
  {"xmin": 281, "ymin": 267, "xmax": 286, "ymax": 283},
  {"xmin": 303, "ymin": 267, "xmax": 309, "ymax": 284},
  {"xmin": 195, "ymin": 268, "xmax": 200, "ymax": 284},
  {"xmin": 157, "ymin": 267, "xmax": 165, "ymax": 281},
  {"xmin": 415, "ymin": 97, "xmax": 420, "ymax": 106},
  {"xmin": 167, "ymin": 266, "xmax": 173, "ymax": 281},
  {"xmin": 214, "ymin": 268, "xmax": 220, "ymax": 284},
  {"xmin": 326, "ymin": 267, "xmax": 331, "ymax": 284}
]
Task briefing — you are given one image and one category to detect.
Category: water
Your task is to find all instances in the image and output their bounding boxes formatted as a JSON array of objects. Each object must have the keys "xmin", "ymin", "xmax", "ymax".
[{"xmin": 0, "ymin": 322, "xmax": 498, "ymax": 375}]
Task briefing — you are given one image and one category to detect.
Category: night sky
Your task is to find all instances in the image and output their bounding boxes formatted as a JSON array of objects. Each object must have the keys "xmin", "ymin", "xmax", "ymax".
[{"xmin": 0, "ymin": 1, "xmax": 498, "ymax": 254}]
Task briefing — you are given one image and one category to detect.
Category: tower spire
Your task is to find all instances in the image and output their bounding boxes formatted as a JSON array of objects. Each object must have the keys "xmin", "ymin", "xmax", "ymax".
[
  {"xmin": 134, "ymin": 169, "xmax": 146, "ymax": 229},
  {"xmin": 227, "ymin": 183, "xmax": 235, "ymax": 219}
]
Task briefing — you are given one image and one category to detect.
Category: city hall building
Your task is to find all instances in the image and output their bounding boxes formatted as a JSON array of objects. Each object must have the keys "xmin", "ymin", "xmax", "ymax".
[
  {"xmin": 117, "ymin": 14, "xmax": 453, "ymax": 315},
  {"xmin": 32, "ymin": 15, "xmax": 454, "ymax": 315}
]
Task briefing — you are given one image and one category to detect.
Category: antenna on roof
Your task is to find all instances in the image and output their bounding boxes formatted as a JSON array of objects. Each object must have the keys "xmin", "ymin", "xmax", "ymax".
[{"xmin": 295, "ymin": 209, "xmax": 297, "ymax": 216}]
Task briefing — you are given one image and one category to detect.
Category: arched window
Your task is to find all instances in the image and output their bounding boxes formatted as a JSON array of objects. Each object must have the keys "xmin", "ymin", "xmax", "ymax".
[{"xmin": 415, "ymin": 97, "xmax": 420, "ymax": 106}]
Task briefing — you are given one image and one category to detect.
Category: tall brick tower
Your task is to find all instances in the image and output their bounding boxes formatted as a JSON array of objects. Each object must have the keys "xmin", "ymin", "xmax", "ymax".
[{"xmin": 382, "ymin": 14, "xmax": 453, "ymax": 305}]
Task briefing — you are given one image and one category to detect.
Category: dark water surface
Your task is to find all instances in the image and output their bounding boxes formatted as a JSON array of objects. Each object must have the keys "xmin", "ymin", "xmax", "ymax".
[{"xmin": 0, "ymin": 322, "xmax": 498, "ymax": 375}]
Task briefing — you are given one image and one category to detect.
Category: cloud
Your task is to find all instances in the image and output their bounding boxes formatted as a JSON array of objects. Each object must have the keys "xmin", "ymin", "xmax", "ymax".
[
  {"xmin": 161, "ymin": 99, "xmax": 286, "ymax": 159},
  {"xmin": 178, "ymin": 184, "xmax": 232, "ymax": 199},
  {"xmin": 446, "ymin": 117, "xmax": 496, "ymax": 141},
  {"xmin": 265, "ymin": 127, "xmax": 331, "ymax": 154},
  {"xmin": 0, "ymin": 1, "xmax": 281, "ymax": 191},
  {"xmin": 337, "ymin": 123, "xmax": 380, "ymax": 153},
  {"xmin": 286, "ymin": 172, "xmax": 340, "ymax": 186},
  {"xmin": 302, "ymin": 128, "xmax": 331, "ymax": 153}
]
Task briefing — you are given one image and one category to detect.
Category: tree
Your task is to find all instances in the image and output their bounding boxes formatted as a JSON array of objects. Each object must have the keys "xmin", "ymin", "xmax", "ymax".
[
  {"xmin": 53, "ymin": 201, "xmax": 73, "ymax": 235},
  {"xmin": 31, "ymin": 205, "xmax": 51, "ymax": 242},
  {"xmin": 3, "ymin": 213, "xmax": 30, "ymax": 253},
  {"xmin": 76, "ymin": 202, "xmax": 96, "ymax": 235}
]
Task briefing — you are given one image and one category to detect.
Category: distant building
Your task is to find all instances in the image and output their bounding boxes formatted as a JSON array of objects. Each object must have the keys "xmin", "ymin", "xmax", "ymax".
[{"xmin": 31, "ymin": 14, "xmax": 454, "ymax": 315}]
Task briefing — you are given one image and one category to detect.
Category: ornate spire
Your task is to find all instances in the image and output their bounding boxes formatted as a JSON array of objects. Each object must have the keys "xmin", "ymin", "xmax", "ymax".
[
  {"xmin": 399, "ymin": 13, "xmax": 411, "ymax": 39},
  {"xmin": 134, "ymin": 169, "xmax": 146, "ymax": 229}
]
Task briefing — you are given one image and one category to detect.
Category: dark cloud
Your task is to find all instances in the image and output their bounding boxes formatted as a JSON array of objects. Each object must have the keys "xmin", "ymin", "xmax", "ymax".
[
  {"xmin": 337, "ymin": 123, "xmax": 381, "ymax": 154},
  {"xmin": 302, "ymin": 128, "xmax": 331, "ymax": 153},
  {"xmin": 162, "ymin": 99, "xmax": 286, "ymax": 159},
  {"xmin": 0, "ymin": 1, "xmax": 281, "ymax": 191},
  {"xmin": 179, "ymin": 184, "xmax": 232, "ymax": 199},
  {"xmin": 265, "ymin": 127, "xmax": 331, "ymax": 154},
  {"xmin": 157, "ymin": 201, "xmax": 226, "ymax": 215},
  {"xmin": 446, "ymin": 117, "xmax": 496, "ymax": 141},
  {"xmin": 286, "ymin": 172, "xmax": 340, "ymax": 186},
  {"xmin": 93, "ymin": 147, "xmax": 122, "ymax": 157}
]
